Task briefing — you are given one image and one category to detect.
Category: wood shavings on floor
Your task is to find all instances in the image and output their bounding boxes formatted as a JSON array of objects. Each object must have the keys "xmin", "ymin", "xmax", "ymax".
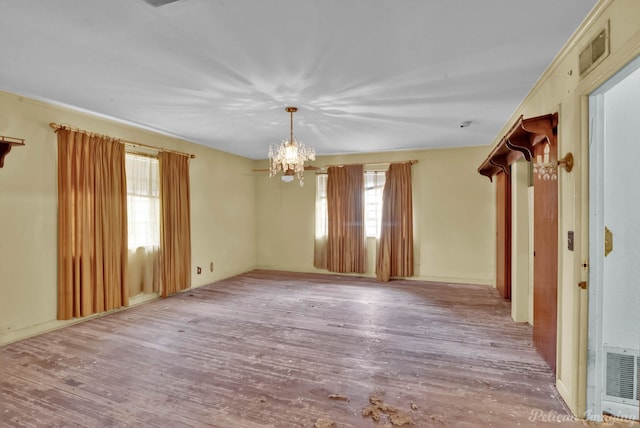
[
  {"xmin": 361, "ymin": 395, "xmax": 414, "ymax": 426},
  {"xmin": 314, "ymin": 418, "xmax": 336, "ymax": 428}
]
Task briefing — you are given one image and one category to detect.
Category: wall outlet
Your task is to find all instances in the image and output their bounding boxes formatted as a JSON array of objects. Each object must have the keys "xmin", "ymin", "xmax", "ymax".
[
  {"xmin": 210, "ymin": 262, "xmax": 214, "ymax": 272},
  {"xmin": 196, "ymin": 266, "xmax": 202, "ymax": 274}
]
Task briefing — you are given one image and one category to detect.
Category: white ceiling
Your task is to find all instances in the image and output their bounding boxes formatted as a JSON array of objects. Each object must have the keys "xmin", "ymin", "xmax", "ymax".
[{"xmin": 0, "ymin": 0, "xmax": 597, "ymax": 160}]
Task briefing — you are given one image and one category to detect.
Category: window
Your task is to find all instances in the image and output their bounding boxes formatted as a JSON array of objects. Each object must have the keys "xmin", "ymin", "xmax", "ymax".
[
  {"xmin": 126, "ymin": 153, "xmax": 160, "ymax": 249},
  {"xmin": 364, "ymin": 171, "xmax": 385, "ymax": 237},
  {"xmin": 316, "ymin": 171, "xmax": 386, "ymax": 239},
  {"xmin": 315, "ymin": 174, "xmax": 328, "ymax": 238}
]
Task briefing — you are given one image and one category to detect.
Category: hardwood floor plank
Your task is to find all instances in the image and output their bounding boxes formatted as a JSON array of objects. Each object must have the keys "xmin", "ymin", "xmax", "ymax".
[{"xmin": 1, "ymin": 270, "xmax": 594, "ymax": 427}]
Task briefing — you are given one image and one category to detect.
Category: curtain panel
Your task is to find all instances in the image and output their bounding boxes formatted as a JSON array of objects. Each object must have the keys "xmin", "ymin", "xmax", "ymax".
[
  {"xmin": 57, "ymin": 129, "xmax": 128, "ymax": 320},
  {"xmin": 376, "ymin": 162, "xmax": 414, "ymax": 282},
  {"xmin": 159, "ymin": 152, "xmax": 192, "ymax": 297},
  {"xmin": 326, "ymin": 164, "xmax": 366, "ymax": 273}
]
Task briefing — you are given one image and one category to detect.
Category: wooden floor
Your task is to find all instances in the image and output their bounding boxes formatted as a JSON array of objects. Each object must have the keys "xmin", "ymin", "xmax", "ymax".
[{"xmin": 0, "ymin": 270, "xmax": 589, "ymax": 427}]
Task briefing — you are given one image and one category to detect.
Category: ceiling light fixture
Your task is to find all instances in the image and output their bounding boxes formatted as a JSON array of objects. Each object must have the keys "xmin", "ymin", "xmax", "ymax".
[{"xmin": 268, "ymin": 106, "xmax": 315, "ymax": 186}]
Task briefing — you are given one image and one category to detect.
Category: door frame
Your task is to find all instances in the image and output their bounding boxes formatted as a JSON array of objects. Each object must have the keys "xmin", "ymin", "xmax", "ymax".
[{"xmin": 587, "ymin": 54, "xmax": 640, "ymax": 422}]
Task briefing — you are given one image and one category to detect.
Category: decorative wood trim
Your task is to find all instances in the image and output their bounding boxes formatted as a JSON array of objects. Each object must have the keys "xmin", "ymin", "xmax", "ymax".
[
  {"xmin": 0, "ymin": 136, "xmax": 26, "ymax": 168},
  {"xmin": 478, "ymin": 113, "xmax": 558, "ymax": 180}
]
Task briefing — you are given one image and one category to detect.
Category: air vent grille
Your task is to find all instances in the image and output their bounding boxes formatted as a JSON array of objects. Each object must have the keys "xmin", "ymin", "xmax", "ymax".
[
  {"xmin": 579, "ymin": 21, "xmax": 609, "ymax": 78},
  {"xmin": 606, "ymin": 352, "xmax": 635, "ymax": 399}
]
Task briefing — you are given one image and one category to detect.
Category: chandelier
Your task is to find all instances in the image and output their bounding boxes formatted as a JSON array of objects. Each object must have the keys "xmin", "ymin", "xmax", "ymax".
[{"xmin": 268, "ymin": 106, "xmax": 315, "ymax": 186}]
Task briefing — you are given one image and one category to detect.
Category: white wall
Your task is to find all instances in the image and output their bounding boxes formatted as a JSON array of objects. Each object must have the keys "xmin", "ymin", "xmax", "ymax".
[{"xmin": 599, "ymin": 64, "xmax": 640, "ymax": 352}]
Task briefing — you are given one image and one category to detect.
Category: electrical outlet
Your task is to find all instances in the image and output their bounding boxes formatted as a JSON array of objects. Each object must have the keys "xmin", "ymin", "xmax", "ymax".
[
  {"xmin": 210, "ymin": 262, "xmax": 214, "ymax": 272},
  {"xmin": 196, "ymin": 266, "xmax": 202, "ymax": 274}
]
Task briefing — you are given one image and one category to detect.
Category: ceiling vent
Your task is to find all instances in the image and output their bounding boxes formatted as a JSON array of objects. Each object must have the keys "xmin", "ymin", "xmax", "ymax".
[
  {"xmin": 579, "ymin": 21, "xmax": 609, "ymax": 78},
  {"xmin": 142, "ymin": 0, "xmax": 182, "ymax": 7}
]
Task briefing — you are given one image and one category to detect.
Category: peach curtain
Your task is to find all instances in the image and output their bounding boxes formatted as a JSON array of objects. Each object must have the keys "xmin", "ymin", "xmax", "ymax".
[
  {"xmin": 376, "ymin": 162, "xmax": 414, "ymax": 282},
  {"xmin": 159, "ymin": 152, "xmax": 191, "ymax": 297},
  {"xmin": 57, "ymin": 129, "xmax": 128, "ymax": 320},
  {"xmin": 326, "ymin": 164, "xmax": 366, "ymax": 273}
]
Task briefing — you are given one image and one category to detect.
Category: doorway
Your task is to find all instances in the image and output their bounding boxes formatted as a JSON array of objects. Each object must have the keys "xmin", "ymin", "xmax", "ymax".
[{"xmin": 587, "ymin": 55, "xmax": 640, "ymax": 421}]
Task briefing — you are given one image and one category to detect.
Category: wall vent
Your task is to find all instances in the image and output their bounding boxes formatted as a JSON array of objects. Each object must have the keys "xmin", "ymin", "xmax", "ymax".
[
  {"xmin": 579, "ymin": 21, "xmax": 610, "ymax": 78},
  {"xmin": 604, "ymin": 348, "xmax": 639, "ymax": 406}
]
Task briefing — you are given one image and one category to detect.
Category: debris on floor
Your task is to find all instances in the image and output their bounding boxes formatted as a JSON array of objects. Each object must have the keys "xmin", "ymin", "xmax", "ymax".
[
  {"xmin": 389, "ymin": 412, "xmax": 414, "ymax": 426},
  {"xmin": 328, "ymin": 394, "xmax": 349, "ymax": 401},
  {"xmin": 429, "ymin": 414, "xmax": 444, "ymax": 424},
  {"xmin": 361, "ymin": 395, "xmax": 414, "ymax": 426},
  {"xmin": 314, "ymin": 417, "xmax": 336, "ymax": 428}
]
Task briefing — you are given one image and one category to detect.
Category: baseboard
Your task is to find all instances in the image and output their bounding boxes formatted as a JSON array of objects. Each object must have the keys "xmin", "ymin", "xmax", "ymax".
[
  {"xmin": 412, "ymin": 274, "xmax": 493, "ymax": 286},
  {"xmin": 253, "ymin": 265, "xmax": 494, "ymax": 287},
  {"xmin": 190, "ymin": 266, "xmax": 254, "ymax": 289},
  {"xmin": 0, "ymin": 293, "xmax": 160, "ymax": 347}
]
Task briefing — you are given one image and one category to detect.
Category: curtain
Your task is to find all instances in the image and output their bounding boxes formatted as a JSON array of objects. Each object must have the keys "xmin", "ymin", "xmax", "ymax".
[
  {"xmin": 57, "ymin": 129, "xmax": 128, "ymax": 320},
  {"xmin": 326, "ymin": 164, "xmax": 366, "ymax": 273},
  {"xmin": 376, "ymin": 162, "xmax": 414, "ymax": 282},
  {"xmin": 314, "ymin": 174, "xmax": 328, "ymax": 269},
  {"xmin": 159, "ymin": 152, "xmax": 191, "ymax": 297}
]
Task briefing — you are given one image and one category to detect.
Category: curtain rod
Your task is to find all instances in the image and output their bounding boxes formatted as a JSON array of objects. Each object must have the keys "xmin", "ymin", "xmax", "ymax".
[
  {"xmin": 323, "ymin": 159, "xmax": 418, "ymax": 169},
  {"xmin": 49, "ymin": 123, "xmax": 196, "ymax": 159},
  {"xmin": 314, "ymin": 160, "xmax": 418, "ymax": 174}
]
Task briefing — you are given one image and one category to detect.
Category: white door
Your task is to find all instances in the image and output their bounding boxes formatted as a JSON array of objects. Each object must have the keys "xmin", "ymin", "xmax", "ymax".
[{"xmin": 588, "ymin": 57, "xmax": 640, "ymax": 421}]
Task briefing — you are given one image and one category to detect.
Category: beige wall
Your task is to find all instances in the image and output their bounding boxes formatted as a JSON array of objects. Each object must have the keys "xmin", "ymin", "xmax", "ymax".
[
  {"xmin": 255, "ymin": 147, "xmax": 496, "ymax": 285},
  {"xmin": 0, "ymin": 91, "xmax": 256, "ymax": 345},
  {"xmin": 487, "ymin": 0, "xmax": 640, "ymax": 416}
]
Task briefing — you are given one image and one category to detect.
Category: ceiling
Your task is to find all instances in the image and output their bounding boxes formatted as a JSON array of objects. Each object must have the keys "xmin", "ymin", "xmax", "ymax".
[{"xmin": 0, "ymin": 0, "xmax": 597, "ymax": 160}]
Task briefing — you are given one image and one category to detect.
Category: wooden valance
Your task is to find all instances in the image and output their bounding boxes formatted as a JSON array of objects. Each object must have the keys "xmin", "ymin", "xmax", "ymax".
[
  {"xmin": 0, "ymin": 136, "xmax": 26, "ymax": 168},
  {"xmin": 478, "ymin": 113, "xmax": 558, "ymax": 180}
]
